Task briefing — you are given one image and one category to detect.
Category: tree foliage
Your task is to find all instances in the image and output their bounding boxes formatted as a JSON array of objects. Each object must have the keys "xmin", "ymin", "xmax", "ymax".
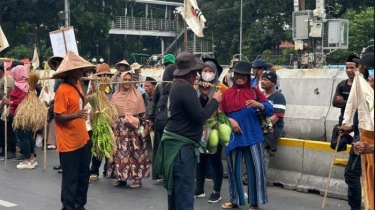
[{"xmin": 0, "ymin": 0, "xmax": 373, "ymax": 66}]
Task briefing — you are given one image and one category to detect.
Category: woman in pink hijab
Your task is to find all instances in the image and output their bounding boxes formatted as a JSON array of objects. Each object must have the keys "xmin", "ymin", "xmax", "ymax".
[{"xmin": 2, "ymin": 65, "xmax": 37, "ymax": 169}]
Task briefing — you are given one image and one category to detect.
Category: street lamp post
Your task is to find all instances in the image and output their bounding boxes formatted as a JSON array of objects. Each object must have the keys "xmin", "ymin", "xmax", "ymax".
[{"xmin": 173, "ymin": 9, "xmax": 178, "ymax": 55}]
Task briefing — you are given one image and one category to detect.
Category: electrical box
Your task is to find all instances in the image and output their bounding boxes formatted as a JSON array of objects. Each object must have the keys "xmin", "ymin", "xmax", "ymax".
[
  {"xmin": 310, "ymin": 22, "xmax": 323, "ymax": 37},
  {"xmin": 323, "ymin": 19, "xmax": 349, "ymax": 50},
  {"xmin": 292, "ymin": 10, "xmax": 314, "ymax": 40}
]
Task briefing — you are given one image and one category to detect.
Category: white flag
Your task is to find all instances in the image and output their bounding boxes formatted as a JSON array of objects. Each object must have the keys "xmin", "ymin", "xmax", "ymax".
[
  {"xmin": 342, "ymin": 72, "xmax": 374, "ymax": 131},
  {"xmin": 0, "ymin": 26, "xmax": 9, "ymax": 52},
  {"xmin": 32, "ymin": 47, "xmax": 40, "ymax": 69},
  {"xmin": 184, "ymin": 0, "xmax": 206, "ymax": 37}
]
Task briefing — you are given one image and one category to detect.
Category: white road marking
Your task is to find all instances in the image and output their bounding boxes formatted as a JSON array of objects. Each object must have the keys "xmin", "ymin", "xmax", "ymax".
[{"xmin": 0, "ymin": 199, "xmax": 17, "ymax": 207}]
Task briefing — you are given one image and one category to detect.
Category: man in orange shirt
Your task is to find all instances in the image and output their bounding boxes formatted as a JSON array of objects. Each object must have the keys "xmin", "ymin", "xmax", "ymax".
[{"xmin": 53, "ymin": 51, "xmax": 95, "ymax": 210}]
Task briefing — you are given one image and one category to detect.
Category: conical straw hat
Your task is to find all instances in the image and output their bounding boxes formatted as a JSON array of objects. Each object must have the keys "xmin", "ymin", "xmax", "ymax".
[
  {"xmin": 52, "ymin": 51, "xmax": 95, "ymax": 78},
  {"xmin": 115, "ymin": 60, "xmax": 131, "ymax": 71},
  {"xmin": 47, "ymin": 55, "xmax": 64, "ymax": 70}
]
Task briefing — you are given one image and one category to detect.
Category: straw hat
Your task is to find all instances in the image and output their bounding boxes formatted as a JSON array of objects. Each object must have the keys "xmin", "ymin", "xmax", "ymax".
[
  {"xmin": 115, "ymin": 60, "xmax": 131, "ymax": 71},
  {"xmin": 131, "ymin": 62, "xmax": 142, "ymax": 70},
  {"xmin": 52, "ymin": 51, "xmax": 95, "ymax": 79},
  {"xmin": 47, "ymin": 55, "xmax": 64, "ymax": 70},
  {"xmin": 95, "ymin": 63, "xmax": 114, "ymax": 76}
]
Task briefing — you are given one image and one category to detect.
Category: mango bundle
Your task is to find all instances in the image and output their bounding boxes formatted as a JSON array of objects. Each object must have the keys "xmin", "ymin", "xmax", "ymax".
[
  {"xmin": 13, "ymin": 71, "xmax": 48, "ymax": 132},
  {"xmin": 205, "ymin": 111, "xmax": 232, "ymax": 153}
]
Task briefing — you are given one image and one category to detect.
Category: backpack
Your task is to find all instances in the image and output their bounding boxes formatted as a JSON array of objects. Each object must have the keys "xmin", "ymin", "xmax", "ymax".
[{"xmin": 154, "ymin": 84, "xmax": 171, "ymax": 133}]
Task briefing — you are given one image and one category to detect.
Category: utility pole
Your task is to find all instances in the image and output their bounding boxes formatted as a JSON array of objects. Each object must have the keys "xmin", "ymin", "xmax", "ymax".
[
  {"xmin": 239, "ymin": 0, "xmax": 243, "ymax": 60},
  {"xmin": 64, "ymin": 0, "xmax": 70, "ymax": 27}
]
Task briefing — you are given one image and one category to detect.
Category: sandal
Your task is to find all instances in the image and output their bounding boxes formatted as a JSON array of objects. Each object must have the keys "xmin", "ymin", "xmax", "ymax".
[
  {"xmin": 130, "ymin": 180, "xmax": 142, "ymax": 189},
  {"xmin": 90, "ymin": 174, "xmax": 99, "ymax": 182},
  {"xmin": 221, "ymin": 202, "xmax": 238, "ymax": 209},
  {"xmin": 113, "ymin": 180, "xmax": 127, "ymax": 187},
  {"xmin": 249, "ymin": 206, "xmax": 259, "ymax": 210}
]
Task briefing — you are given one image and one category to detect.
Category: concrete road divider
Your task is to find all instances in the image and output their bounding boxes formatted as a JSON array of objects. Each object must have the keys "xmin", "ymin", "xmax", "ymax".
[{"xmin": 268, "ymin": 138, "xmax": 350, "ymax": 200}]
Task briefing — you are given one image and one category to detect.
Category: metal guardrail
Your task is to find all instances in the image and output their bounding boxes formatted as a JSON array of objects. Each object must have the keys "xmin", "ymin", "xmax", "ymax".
[
  {"xmin": 111, "ymin": 16, "xmax": 184, "ymax": 32},
  {"xmin": 187, "ymin": 40, "xmax": 213, "ymax": 53}
]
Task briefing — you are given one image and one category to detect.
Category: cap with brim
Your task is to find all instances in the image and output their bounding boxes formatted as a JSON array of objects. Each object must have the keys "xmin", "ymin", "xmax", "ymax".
[
  {"xmin": 202, "ymin": 57, "xmax": 223, "ymax": 76},
  {"xmin": 95, "ymin": 63, "xmax": 114, "ymax": 76},
  {"xmin": 252, "ymin": 59, "xmax": 267, "ymax": 68},
  {"xmin": 232, "ymin": 61, "xmax": 252, "ymax": 75},
  {"xmin": 131, "ymin": 62, "xmax": 142, "ymax": 70},
  {"xmin": 52, "ymin": 51, "xmax": 95, "ymax": 79},
  {"xmin": 47, "ymin": 55, "xmax": 65, "ymax": 70},
  {"xmin": 353, "ymin": 53, "xmax": 374, "ymax": 69},
  {"xmin": 173, "ymin": 52, "xmax": 205, "ymax": 76},
  {"xmin": 163, "ymin": 54, "xmax": 175, "ymax": 64},
  {"xmin": 115, "ymin": 60, "xmax": 131, "ymax": 71}
]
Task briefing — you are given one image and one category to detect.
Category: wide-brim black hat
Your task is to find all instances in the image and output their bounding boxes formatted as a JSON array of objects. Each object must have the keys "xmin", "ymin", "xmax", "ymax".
[
  {"xmin": 173, "ymin": 52, "xmax": 204, "ymax": 76},
  {"xmin": 232, "ymin": 61, "xmax": 252, "ymax": 75},
  {"xmin": 353, "ymin": 53, "xmax": 374, "ymax": 69},
  {"xmin": 202, "ymin": 57, "xmax": 223, "ymax": 76}
]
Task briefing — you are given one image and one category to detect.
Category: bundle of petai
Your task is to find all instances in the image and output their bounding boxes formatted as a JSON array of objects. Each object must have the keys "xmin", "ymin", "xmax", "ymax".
[
  {"xmin": 90, "ymin": 76, "xmax": 118, "ymax": 160},
  {"xmin": 13, "ymin": 71, "xmax": 48, "ymax": 132}
]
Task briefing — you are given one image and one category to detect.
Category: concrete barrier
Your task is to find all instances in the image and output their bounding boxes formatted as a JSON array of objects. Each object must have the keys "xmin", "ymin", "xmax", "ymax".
[
  {"xmin": 267, "ymin": 139, "xmax": 304, "ymax": 190},
  {"xmin": 268, "ymin": 138, "xmax": 350, "ymax": 200}
]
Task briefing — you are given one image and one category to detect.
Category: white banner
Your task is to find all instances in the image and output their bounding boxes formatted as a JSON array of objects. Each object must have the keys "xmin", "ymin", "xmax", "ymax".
[
  {"xmin": 0, "ymin": 26, "xmax": 9, "ymax": 52},
  {"xmin": 49, "ymin": 26, "xmax": 78, "ymax": 56},
  {"xmin": 31, "ymin": 47, "xmax": 40, "ymax": 69},
  {"xmin": 184, "ymin": 0, "xmax": 206, "ymax": 37},
  {"xmin": 343, "ymin": 72, "xmax": 374, "ymax": 131}
]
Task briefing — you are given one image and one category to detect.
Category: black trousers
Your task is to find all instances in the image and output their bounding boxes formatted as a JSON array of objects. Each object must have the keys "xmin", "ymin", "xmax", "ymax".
[
  {"xmin": 168, "ymin": 145, "xmax": 195, "ymax": 210},
  {"xmin": 90, "ymin": 156, "xmax": 108, "ymax": 176},
  {"xmin": 152, "ymin": 130, "xmax": 163, "ymax": 180},
  {"xmin": 60, "ymin": 141, "xmax": 91, "ymax": 210},
  {"xmin": 195, "ymin": 143, "xmax": 223, "ymax": 193},
  {"xmin": 344, "ymin": 147, "xmax": 362, "ymax": 210},
  {"xmin": 0, "ymin": 117, "xmax": 16, "ymax": 153}
]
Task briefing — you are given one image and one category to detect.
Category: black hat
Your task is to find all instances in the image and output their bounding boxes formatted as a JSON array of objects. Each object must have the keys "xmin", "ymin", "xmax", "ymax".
[
  {"xmin": 10, "ymin": 60, "xmax": 24, "ymax": 69},
  {"xmin": 262, "ymin": 71, "xmax": 278, "ymax": 84},
  {"xmin": 252, "ymin": 59, "xmax": 267, "ymax": 68},
  {"xmin": 232, "ymin": 61, "xmax": 252, "ymax": 75},
  {"xmin": 266, "ymin": 63, "xmax": 273, "ymax": 70},
  {"xmin": 353, "ymin": 53, "xmax": 374, "ymax": 69},
  {"xmin": 0, "ymin": 62, "xmax": 4, "ymax": 70},
  {"xmin": 174, "ymin": 52, "xmax": 204, "ymax": 76},
  {"xmin": 346, "ymin": 55, "xmax": 359, "ymax": 63},
  {"xmin": 202, "ymin": 57, "xmax": 223, "ymax": 76}
]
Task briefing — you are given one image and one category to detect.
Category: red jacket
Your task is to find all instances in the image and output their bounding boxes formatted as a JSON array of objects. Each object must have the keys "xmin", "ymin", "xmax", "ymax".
[{"xmin": 10, "ymin": 86, "xmax": 28, "ymax": 116}]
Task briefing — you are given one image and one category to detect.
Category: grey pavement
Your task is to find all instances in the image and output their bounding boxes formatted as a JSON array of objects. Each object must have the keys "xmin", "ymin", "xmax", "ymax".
[{"xmin": 0, "ymin": 148, "xmax": 350, "ymax": 210}]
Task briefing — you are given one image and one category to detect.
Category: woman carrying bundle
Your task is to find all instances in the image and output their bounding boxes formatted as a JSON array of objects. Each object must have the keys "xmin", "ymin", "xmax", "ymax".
[
  {"xmin": 107, "ymin": 72, "xmax": 150, "ymax": 188},
  {"xmin": 2, "ymin": 65, "xmax": 37, "ymax": 169},
  {"xmin": 194, "ymin": 58, "xmax": 227, "ymax": 203}
]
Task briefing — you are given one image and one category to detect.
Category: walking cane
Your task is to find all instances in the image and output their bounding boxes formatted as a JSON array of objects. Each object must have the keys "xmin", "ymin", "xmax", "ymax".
[
  {"xmin": 43, "ymin": 123, "xmax": 47, "ymax": 170},
  {"xmin": 321, "ymin": 135, "xmax": 341, "ymax": 209},
  {"xmin": 4, "ymin": 110, "xmax": 7, "ymax": 172}
]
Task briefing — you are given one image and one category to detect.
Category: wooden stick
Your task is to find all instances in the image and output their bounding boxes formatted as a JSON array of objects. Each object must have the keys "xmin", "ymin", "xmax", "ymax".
[
  {"xmin": 4, "ymin": 112, "xmax": 7, "ymax": 172},
  {"xmin": 43, "ymin": 123, "xmax": 47, "ymax": 171},
  {"xmin": 321, "ymin": 135, "xmax": 341, "ymax": 209}
]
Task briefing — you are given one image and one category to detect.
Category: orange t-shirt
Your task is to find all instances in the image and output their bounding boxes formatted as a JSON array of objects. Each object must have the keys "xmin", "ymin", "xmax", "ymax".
[{"xmin": 54, "ymin": 82, "xmax": 89, "ymax": 152}]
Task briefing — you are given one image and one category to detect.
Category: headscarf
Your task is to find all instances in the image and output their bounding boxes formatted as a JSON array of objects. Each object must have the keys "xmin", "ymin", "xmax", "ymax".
[
  {"xmin": 220, "ymin": 75, "xmax": 268, "ymax": 113},
  {"xmin": 196, "ymin": 61, "xmax": 219, "ymax": 99},
  {"xmin": 11, "ymin": 65, "xmax": 29, "ymax": 93},
  {"xmin": 111, "ymin": 72, "xmax": 145, "ymax": 116}
]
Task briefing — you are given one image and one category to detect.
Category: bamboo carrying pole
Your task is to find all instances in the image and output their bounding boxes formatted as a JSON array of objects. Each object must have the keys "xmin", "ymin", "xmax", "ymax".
[
  {"xmin": 43, "ymin": 124, "xmax": 47, "ymax": 170},
  {"xmin": 4, "ymin": 111, "xmax": 7, "ymax": 171},
  {"xmin": 321, "ymin": 135, "xmax": 341, "ymax": 209}
]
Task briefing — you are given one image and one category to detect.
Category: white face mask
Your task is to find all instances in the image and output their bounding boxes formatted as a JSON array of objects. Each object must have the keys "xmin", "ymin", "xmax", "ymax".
[{"xmin": 201, "ymin": 73, "xmax": 215, "ymax": 82}]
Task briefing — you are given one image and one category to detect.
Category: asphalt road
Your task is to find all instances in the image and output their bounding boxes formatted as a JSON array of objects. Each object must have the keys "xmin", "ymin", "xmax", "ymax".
[{"xmin": 0, "ymin": 148, "xmax": 349, "ymax": 210}]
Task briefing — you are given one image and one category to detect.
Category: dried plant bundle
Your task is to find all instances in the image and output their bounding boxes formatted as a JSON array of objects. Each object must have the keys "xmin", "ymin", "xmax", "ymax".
[{"xmin": 13, "ymin": 71, "xmax": 48, "ymax": 132}]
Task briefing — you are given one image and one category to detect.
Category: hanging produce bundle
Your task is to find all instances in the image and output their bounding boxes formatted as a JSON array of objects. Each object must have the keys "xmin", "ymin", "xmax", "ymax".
[
  {"xmin": 88, "ymin": 76, "xmax": 118, "ymax": 160},
  {"xmin": 13, "ymin": 71, "xmax": 48, "ymax": 132},
  {"xmin": 205, "ymin": 111, "xmax": 232, "ymax": 153}
]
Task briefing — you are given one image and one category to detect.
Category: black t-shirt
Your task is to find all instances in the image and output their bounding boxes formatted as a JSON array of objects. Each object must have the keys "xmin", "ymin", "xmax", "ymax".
[
  {"xmin": 165, "ymin": 80, "xmax": 219, "ymax": 141},
  {"xmin": 267, "ymin": 91, "xmax": 286, "ymax": 139},
  {"xmin": 335, "ymin": 79, "xmax": 352, "ymax": 116}
]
